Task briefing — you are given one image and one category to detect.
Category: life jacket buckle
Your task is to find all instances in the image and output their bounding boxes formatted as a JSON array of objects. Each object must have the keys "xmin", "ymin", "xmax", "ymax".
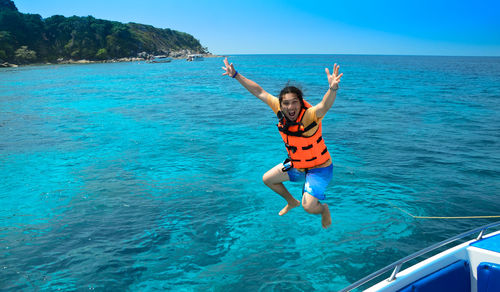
[{"xmin": 281, "ymin": 158, "xmax": 292, "ymax": 172}]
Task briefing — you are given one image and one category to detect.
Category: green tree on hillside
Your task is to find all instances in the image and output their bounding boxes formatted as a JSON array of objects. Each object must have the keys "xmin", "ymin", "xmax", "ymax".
[
  {"xmin": 0, "ymin": 0, "xmax": 17, "ymax": 11},
  {"xmin": 14, "ymin": 45, "xmax": 36, "ymax": 63},
  {"xmin": 0, "ymin": 30, "xmax": 14, "ymax": 61}
]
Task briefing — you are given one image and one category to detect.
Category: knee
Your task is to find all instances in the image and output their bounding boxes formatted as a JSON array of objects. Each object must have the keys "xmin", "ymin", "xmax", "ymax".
[
  {"xmin": 302, "ymin": 201, "xmax": 316, "ymax": 214},
  {"xmin": 262, "ymin": 173, "xmax": 272, "ymax": 186}
]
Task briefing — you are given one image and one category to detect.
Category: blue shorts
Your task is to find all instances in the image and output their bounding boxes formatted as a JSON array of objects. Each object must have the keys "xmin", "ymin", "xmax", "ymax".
[{"xmin": 287, "ymin": 164, "xmax": 333, "ymax": 201}]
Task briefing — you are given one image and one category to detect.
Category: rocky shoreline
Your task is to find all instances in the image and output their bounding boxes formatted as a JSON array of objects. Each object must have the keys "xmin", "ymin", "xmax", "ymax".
[{"xmin": 1, "ymin": 51, "xmax": 222, "ymax": 68}]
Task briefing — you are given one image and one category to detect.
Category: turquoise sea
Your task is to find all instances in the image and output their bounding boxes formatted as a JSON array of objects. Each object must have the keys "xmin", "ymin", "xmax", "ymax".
[{"xmin": 1, "ymin": 55, "xmax": 499, "ymax": 291}]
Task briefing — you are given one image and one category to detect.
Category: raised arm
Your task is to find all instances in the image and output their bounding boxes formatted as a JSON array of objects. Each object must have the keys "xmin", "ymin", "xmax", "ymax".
[
  {"xmin": 315, "ymin": 63, "xmax": 343, "ymax": 119},
  {"xmin": 222, "ymin": 57, "xmax": 269, "ymax": 103}
]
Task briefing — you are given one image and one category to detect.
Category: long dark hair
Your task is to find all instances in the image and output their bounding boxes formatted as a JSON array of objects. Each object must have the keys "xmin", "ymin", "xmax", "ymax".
[{"xmin": 278, "ymin": 85, "xmax": 305, "ymax": 108}]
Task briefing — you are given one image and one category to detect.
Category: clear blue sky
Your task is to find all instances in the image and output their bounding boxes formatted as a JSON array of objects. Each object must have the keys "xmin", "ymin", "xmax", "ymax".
[{"xmin": 14, "ymin": 0, "xmax": 500, "ymax": 56}]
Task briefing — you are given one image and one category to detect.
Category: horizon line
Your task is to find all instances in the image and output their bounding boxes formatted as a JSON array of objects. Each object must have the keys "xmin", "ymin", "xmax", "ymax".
[{"xmin": 219, "ymin": 53, "xmax": 500, "ymax": 58}]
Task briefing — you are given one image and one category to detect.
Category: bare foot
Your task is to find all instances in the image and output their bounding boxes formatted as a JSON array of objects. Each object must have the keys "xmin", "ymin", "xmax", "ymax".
[
  {"xmin": 279, "ymin": 199, "xmax": 300, "ymax": 216},
  {"xmin": 321, "ymin": 204, "xmax": 332, "ymax": 229}
]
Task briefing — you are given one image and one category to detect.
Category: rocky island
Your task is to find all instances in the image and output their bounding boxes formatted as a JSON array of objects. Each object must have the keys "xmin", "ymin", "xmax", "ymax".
[{"xmin": 0, "ymin": 0, "xmax": 215, "ymax": 67}]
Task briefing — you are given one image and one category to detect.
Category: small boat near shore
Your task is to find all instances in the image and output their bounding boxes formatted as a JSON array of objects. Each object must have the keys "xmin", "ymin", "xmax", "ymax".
[
  {"xmin": 341, "ymin": 221, "xmax": 500, "ymax": 292},
  {"xmin": 186, "ymin": 54, "xmax": 203, "ymax": 61},
  {"xmin": 146, "ymin": 56, "xmax": 172, "ymax": 63}
]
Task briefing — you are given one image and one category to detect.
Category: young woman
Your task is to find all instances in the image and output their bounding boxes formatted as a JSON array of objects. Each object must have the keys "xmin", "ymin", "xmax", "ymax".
[{"xmin": 222, "ymin": 58, "xmax": 343, "ymax": 229}]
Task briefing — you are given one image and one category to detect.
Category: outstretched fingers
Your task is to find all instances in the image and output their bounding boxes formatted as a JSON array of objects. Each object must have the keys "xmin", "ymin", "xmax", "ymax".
[
  {"xmin": 325, "ymin": 63, "xmax": 343, "ymax": 88},
  {"xmin": 331, "ymin": 64, "xmax": 343, "ymax": 83},
  {"xmin": 221, "ymin": 67, "xmax": 228, "ymax": 76},
  {"xmin": 222, "ymin": 57, "xmax": 231, "ymax": 76},
  {"xmin": 325, "ymin": 67, "xmax": 331, "ymax": 78},
  {"xmin": 221, "ymin": 57, "xmax": 229, "ymax": 75},
  {"xmin": 336, "ymin": 72, "xmax": 344, "ymax": 82},
  {"xmin": 326, "ymin": 63, "xmax": 341, "ymax": 78},
  {"xmin": 334, "ymin": 63, "xmax": 339, "ymax": 76},
  {"xmin": 222, "ymin": 57, "xmax": 235, "ymax": 76}
]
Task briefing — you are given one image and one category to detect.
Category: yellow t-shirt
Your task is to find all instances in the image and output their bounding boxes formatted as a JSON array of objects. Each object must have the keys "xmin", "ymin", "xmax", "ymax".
[{"xmin": 264, "ymin": 93, "xmax": 322, "ymax": 137}]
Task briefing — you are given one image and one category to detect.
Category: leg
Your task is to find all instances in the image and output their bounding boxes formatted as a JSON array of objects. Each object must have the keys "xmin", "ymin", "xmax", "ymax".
[
  {"xmin": 302, "ymin": 193, "xmax": 332, "ymax": 229},
  {"xmin": 301, "ymin": 165, "xmax": 334, "ymax": 229},
  {"xmin": 262, "ymin": 163, "xmax": 301, "ymax": 216}
]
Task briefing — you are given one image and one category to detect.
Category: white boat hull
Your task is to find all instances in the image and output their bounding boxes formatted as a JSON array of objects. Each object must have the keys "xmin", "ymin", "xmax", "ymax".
[
  {"xmin": 341, "ymin": 222, "xmax": 500, "ymax": 292},
  {"xmin": 368, "ymin": 230, "xmax": 500, "ymax": 292}
]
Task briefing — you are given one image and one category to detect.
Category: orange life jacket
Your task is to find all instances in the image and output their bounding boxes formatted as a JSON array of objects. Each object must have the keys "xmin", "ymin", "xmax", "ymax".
[{"xmin": 277, "ymin": 100, "xmax": 331, "ymax": 169}]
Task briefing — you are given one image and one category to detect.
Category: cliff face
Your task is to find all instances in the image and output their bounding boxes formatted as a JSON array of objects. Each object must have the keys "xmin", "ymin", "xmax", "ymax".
[{"xmin": 0, "ymin": 0, "xmax": 207, "ymax": 64}]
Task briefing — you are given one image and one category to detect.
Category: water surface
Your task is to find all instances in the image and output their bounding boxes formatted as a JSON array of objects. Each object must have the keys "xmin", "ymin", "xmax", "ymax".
[{"xmin": 1, "ymin": 55, "xmax": 499, "ymax": 290}]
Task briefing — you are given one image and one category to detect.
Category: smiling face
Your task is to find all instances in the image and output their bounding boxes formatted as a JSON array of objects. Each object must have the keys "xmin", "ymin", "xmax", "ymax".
[{"xmin": 280, "ymin": 93, "xmax": 302, "ymax": 122}]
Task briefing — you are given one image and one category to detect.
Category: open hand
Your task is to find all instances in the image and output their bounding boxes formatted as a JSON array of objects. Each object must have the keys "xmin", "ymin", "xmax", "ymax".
[
  {"xmin": 325, "ymin": 64, "xmax": 343, "ymax": 90},
  {"xmin": 222, "ymin": 57, "xmax": 236, "ymax": 78}
]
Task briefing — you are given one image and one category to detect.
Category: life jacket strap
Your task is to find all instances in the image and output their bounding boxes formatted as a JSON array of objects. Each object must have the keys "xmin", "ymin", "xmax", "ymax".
[
  {"xmin": 303, "ymin": 121, "xmax": 317, "ymax": 133},
  {"xmin": 285, "ymin": 143, "xmax": 297, "ymax": 153},
  {"xmin": 278, "ymin": 121, "xmax": 318, "ymax": 136}
]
